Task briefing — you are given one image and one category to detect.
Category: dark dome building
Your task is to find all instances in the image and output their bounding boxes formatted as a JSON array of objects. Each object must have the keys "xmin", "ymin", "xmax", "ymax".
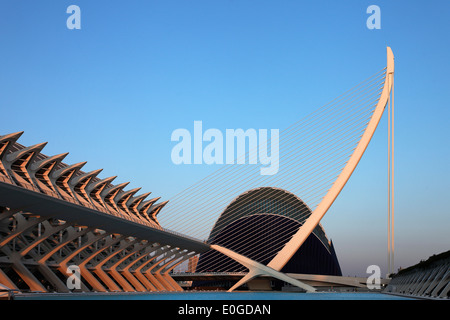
[{"xmin": 193, "ymin": 187, "xmax": 341, "ymax": 289}]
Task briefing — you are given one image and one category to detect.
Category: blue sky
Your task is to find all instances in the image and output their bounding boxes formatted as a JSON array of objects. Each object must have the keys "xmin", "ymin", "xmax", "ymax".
[{"xmin": 1, "ymin": 1, "xmax": 449, "ymax": 276}]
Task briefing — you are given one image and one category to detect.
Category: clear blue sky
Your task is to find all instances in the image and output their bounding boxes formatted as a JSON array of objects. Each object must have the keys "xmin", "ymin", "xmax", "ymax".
[{"xmin": 1, "ymin": 1, "xmax": 449, "ymax": 276}]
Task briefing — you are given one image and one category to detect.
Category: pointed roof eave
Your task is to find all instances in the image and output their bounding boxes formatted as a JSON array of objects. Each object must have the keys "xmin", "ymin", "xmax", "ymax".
[
  {"xmin": 148, "ymin": 200, "xmax": 169, "ymax": 223},
  {"xmin": 150, "ymin": 200, "xmax": 169, "ymax": 212},
  {"xmin": 29, "ymin": 152, "xmax": 69, "ymax": 172},
  {"xmin": 5, "ymin": 142, "xmax": 48, "ymax": 163},
  {"xmin": 0, "ymin": 131, "xmax": 24, "ymax": 145},
  {"xmin": 127, "ymin": 192, "xmax": 152, "ymax": 208},
  {"xmin": 70, "ymin": 168, "xmax": 103, "ymax": 186},
  {"xmin": 86, "ymin": 175, "xmax": 117, "ymax": 193},
  {"xmin": 138, "ymin": 196, "xmax": 161, "ymax": 212},
  {"xmin": 115, "ymin": 187, "xmax": 142, "ymax": 204},
  {"xmin": 0, "ymin": 131, "xmax": 25, "ymax": 163},
  {"xmin": 51, "ymin": 161, "xmax": 87, "ymax": 180},
  {"xmin": 118, "ymin": 187, "xmax": 142, "ymax": 199},
  {"xmin": 101, "ymin": 181, "xmax": 130, "ymax": 198}
]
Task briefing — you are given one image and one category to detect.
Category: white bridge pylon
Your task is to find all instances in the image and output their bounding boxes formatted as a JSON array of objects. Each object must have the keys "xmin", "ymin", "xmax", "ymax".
[{"xmin": 211, "ymin": 47, "xmax": 395, "ymax": 292}]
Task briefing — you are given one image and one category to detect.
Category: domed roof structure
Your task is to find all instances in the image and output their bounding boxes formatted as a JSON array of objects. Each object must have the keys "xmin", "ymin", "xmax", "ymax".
[{"xmin": 195, "ymin": 187, "xmax": 342, "ymax": 279}]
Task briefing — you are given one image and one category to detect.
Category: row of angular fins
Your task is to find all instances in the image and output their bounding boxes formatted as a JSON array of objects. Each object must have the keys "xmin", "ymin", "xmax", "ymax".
[{"xmin": 0, "ymin": 131, "xmax": 168, "ymax": 226}]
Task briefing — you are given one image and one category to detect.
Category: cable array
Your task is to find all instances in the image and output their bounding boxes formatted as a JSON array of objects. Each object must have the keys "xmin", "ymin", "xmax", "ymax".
[{"xmin": 160, "ymin": 68, "xmax": 387, "ymax": 271}]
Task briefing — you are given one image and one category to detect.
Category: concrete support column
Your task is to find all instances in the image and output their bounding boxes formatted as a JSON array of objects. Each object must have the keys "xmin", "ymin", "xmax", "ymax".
[
  {"xmin": 56, "ymin": 231, "xmax": 111, "ymax": 292},
  {"xmin": 0, "ymin": 268, "xmax": 18, "ymax": 291},
  {"xmin": 147, "ymin": 248, "xmax": 181, "ymax": 292},
  {"xmin": 107, "ymin": 242, "xmax": 150, "ymax": 292},
  {"xmin": 78, "ymin": 235, "xmax": 125, "ymax": 292},
  {"xmin": 138, "ymin": 246, "xmax": 172, "ymax": 291},
  {"xmin": 431, "ymin": 269, "xmax": 450, "ymax": 297},
  {"xmin": 11, "ymin": 258, "xmax": 46, "ymax": 292},
  {"xmin": 92, "ymin": 238, "xmax": 138, "ymax": 292},
  {"xmin": 118, "ymin": 244, "xmax": 160, "ymax": 292}
]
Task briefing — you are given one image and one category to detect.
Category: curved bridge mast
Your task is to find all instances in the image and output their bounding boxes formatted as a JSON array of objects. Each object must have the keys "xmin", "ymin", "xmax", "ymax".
[{"xmin": 214, "ymin": 47, "xmax": 395, "ymax": 292}]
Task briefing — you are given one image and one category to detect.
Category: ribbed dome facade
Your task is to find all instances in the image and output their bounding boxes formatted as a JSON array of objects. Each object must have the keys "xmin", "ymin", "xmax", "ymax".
[{"xmin": 195, "ymin": 187, "xmax": 342, "ymax": 277}]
